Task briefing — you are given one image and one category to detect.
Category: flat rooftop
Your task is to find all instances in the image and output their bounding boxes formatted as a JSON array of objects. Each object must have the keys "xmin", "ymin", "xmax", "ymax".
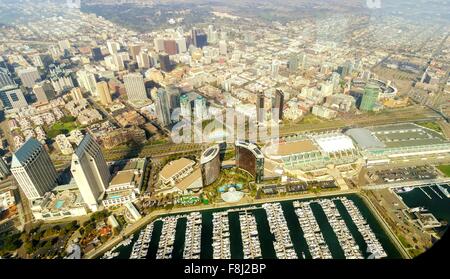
[
  {"xmin": 176, "ymin": 168, "xmax": 202, "ymax": 191},
  {"xmin": 160, "ymin": 158, "xmax": 195, "ymax": 180},
  {"xmin": 269, "ymin": 140, "xmax": 318, "ymax": 156},
  {"xmin": 110, "ymin": 170, "xmax": 135, "ymax": 186}
]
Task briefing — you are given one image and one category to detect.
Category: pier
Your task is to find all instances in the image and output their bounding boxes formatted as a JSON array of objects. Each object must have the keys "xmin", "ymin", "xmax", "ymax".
[
  {"xmin": 419, "ymin": 187, "xmax": 432, "ymax": 199},
  {"xmin": 262, "ymin": 203, "xmax": 298, "ymax": 259}
]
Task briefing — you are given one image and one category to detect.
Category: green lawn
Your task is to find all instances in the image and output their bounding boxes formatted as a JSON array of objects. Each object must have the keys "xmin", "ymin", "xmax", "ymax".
[
  {"xmin": 416, "ymin": 121, "xmax": 442, "ymax": 133},
  {"xmin": 437, "ymin": 165, "xmax": 450, "ymax": 177},
  {"xmin": 46, "ymin": 117, "xmax": 78, "ymax": 139}
]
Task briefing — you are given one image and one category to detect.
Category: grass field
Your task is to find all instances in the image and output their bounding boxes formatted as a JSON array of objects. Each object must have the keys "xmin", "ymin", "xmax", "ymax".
[
  {"xmin": 437, "ymin": 165, "xmax": 450, "ymax": 177},
  {"xmin": 416, "ymin": 121, "xmax": 443, "ymax": 133},
  {"xmin": 46, "ymin": 116, "xmax": 78, "ymax": 138}
]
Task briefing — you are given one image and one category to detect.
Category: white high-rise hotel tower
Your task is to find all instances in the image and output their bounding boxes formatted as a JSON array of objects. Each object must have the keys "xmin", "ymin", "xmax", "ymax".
[
  {"xmin": 11, "ymin": 139, "xmax": 58, "ymax": 200},
  {"xmin": 71, "ymin": 134, "xmax": 110, "ymax": 212}
]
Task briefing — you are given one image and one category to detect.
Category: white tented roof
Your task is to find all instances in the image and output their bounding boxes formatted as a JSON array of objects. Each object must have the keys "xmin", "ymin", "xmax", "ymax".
[{"xmin": 313, "ymin": 133, "xmax": 355, "ymax": 153}]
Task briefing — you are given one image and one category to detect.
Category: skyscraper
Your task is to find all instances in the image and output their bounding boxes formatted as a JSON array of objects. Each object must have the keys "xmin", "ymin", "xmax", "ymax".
[
  {"xmin": 194, "ymin": 95, "xmax": 207, "ymax": 120},
  {"xmin": 163, "ymin": 40, "xmax": 178, "ymax": 55},
  {"xmin": 191, "ymin": 28, "xmax": 207, "ymax": 48},
  {"xmin": 175, "ymin": 37, "xmax": 187, "ymax": 53},
  {"xmin": 91, "ymin": 47, "xmax": 103, "ymax": 61},
  {"xmin": 272, "ymin": 89, "xmax": 284, "ymax": 121},
  {"xmin": 76, "ymin": 70, "xmax": 97, "ymax": 96},
  {"xmin": 71, "ymin": 134, "xmax": 110, "ymax": 212},
  {"xmin": 166, "ymin": 85, "xmax": 180, "ymax": 111},
  {"xmin": 33, "ymin": 80, "xmax": 55, "ymax": 104},
  {"xmin": 17, "ymin": 67, "xmax": 40, "ymax": 88},
  {"xmin": 0, "ymin": 68, "xmax": 15, "ymax": 88},
  {"xmin": 70, "ymin": 87, "xmax": 84, "ymax": 101},
  {"xmin": 11, "ymin": 138, "xmax": 58, "ymax": 200},
  {"xmin": 180, "ymin": 94, "xmax": 192, "ymax": 119},
  {"xmin": 288, "ymin": 54, "xmax": 299, "ymax": 72},
  {"xmin": 128, "ymin": 44, "xmax": 142, "ymax": 61},
  {"xmin": 219, "ymin": 40, "xmax": 227, "ymax": 56},
  {"xmin": 107, "ymin": 41, "xmax": 120, "ymax": 55},
  {"xmin": 155, "ymin": 88, "xmax": 172, "ymax": 127},
  {"xmin": 123, "ymin": 73, "xmax": 148, "ymax": 101},
  {"xmin": 159, "ymin": 53, "xmax": 172, "ymax": 72},
  {"xmin": 256, "ymin": 91, "xmax": 265, "ymax": 124},
  {"xmin": 96, "ymin": 81, "xmax": 112, "ymax": 106},
  {"xmin": 0, "ymin": 85, "xmax": 28, "ymax": 109},
  {"xmin": 360, "ymin": 83, "xmax": 380, "ymax": 112},
  {"xmin": 137, "ymin": 51, "xmax": 151, "ymax": 69},
  {"xmin": 271, "ymin": 60, "xmax": 280, "ymax": 78},
  {"xmin": 0, "ymin": 157, "xmax": 10, "ymax": 179}
]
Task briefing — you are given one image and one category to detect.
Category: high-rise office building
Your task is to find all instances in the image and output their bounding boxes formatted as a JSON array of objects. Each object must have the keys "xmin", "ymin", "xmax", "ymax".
[
  {"xmin": 360, "ymin": 83, "xmax": 380, "ymax": 112},
  {"xmin": 71, "ymin": 134, "xmax": 110, "ymax": 212},
  {"xmin": 154, "ymin": 37, "xmax": 165, "ymax": 52},
  {"xmin": 91, "ymin": 47, "xmax": 103, "ymax": 61},
  {"xmin": 76, "ymin": 70, "xmax": 97, "ymax": 96},
  {"xmin": 17, "ymin": 67, "xmax": 40, "ymax": 88},
  {"xmin": 166, "ymin": 85, "xmax": 180, "ymax": 114},
  {"xmin": 107, "ymin": 41, "xmax": 120, "ymax": 55},
  {"xmin": 137, "ymin": 51, "xmax": 151, "ymax": 69},
  {"xmin": 159, "ymin": 53, "xmax": 172, "ymax": 72},
  {"xmin": 123, "ymin": 73, "xmax": 148, "ymax": 101},
  {"xmin": 180, "ymin": 94, "xmax": 192, "ymax": 119},
  {"xmin": 175, "ymin": 37, "xmax": 187, "ymax": 53},
  {"xmin": 155, "ymin": 88, "xmax": 171, "ymax": 127},
  {"xmin": 288, "ymin": 54, "xmax": 299, "ymax": 72},
  {"xmin": 51, "ymin": 76, "xmax": 74, "ymax": 93},
  {"xmin": 0, "ymin": 68, "xmax": 15, "ymax": 89},
  {"xmin": 33, "ymin": 80, "xmax": 55, "ymax": 104},
  {"xmin": 194, "ymin": 95, "xmax": 207, "ymax": 120},
  {"xmin": 256, "ymin": 91, "xmax": 265, "ymax": 123},
  {"xmin": 191, "ymin": 28, "xmax": 207, "ymax": 48},
  {"xmin": 219, "ymin": 40, "xmax": 227, "ymax": 56},
  {"xmin": 0, "ymin": 157, "xmax": 11, "ymax": 179},
  {"xmin": 70, "ymin": 87, "xmax": 84, "ymax": 101},
  {"xmin": 11, "ymin": 138, "xmax": 58, "ymax": 200},
  {"xmin": 163, "ymin": 40, "xmax": 178, "ymax": 55},
  {"xmin": 128, "ymin": 44, "xmax": 142, "ymax": 61},
  {"xmin": 96, "ymin": 81, "xmax": 112, "ymax": 106},
  {"xmin": 272, "ymin": 89, "xmax": 284, "ymax": 121},
  {"xmin": 0, "ymin": 85, "xmax": 28, "ymax": 109},
  {"xmin": 271, "ymin": 60, "xmax": 280, "ymax": 78},
  {"xmin": 299, "ymin": 53, "xmax": 307, "ymax": 69}
]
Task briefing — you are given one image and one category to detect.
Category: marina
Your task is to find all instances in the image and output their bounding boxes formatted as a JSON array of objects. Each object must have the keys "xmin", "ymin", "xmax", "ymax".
[
  {"xmin": 102, "ymin": 194, "xmax": 401, "ymax": 259},
  {"xmin": 395, "ymin": 183, "xmax": 450, "ymax": 233}
]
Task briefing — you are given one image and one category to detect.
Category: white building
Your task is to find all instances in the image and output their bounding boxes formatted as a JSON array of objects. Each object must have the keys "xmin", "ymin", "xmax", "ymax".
[
  {"xmin": 11, "ymin": 138, "xmax": 58, "ymax": 200},
  {"xmin": 71, "ymin": 134, "xmax": 110, "ymax": 212},
  {"xmin": 123, "ymin": 73, "xmax": 148, "ymax": 101}
]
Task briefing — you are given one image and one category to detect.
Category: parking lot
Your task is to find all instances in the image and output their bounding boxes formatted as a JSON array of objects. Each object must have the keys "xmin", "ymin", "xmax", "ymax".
[{"xmin": 367, "ymin": 166, "xmax": 438, "ymax": 184}]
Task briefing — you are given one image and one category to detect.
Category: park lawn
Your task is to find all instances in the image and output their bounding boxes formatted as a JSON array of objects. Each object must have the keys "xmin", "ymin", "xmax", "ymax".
[
  {"xmin": 46, "ymin": 121, "xmax": 78, "ymax": 139},
  {"xmin": 437, "ymin": 165, "xmax": 450, "ymax": 177}
]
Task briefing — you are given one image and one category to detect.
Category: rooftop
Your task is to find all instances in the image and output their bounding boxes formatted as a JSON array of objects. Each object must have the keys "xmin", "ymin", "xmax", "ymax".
[
  {"xmin": 268, "ymin": 140, "xmax": 318, "ymax": 156},
  {"xmin": 11, "ymin": 138, "xmax": 42, "ymax": 168},
  {"xmin": 176, "ymin": 168, "xmax": 202, "ymax": 191},
  {"xmin": 160, "ymin": 158, "xmax": 195, "ymax": 180},
  {"xmin": 110, "ymin": 170, "xmax": 135, "ymax": 186}
]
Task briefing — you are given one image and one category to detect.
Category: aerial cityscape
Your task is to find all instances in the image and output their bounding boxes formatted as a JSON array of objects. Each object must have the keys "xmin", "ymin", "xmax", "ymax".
[{"xmin": 0, "ymin": 0, "xmax": 449, "ymax": 260}]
